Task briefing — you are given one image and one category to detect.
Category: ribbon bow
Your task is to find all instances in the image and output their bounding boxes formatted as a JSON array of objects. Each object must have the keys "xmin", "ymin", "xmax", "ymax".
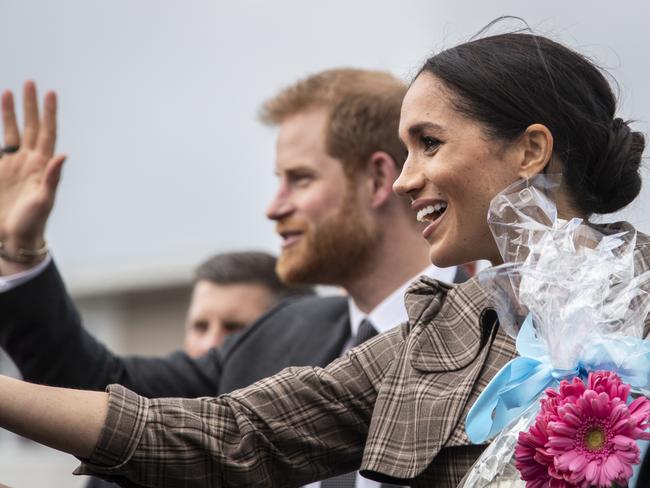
[{"xmin": 465, "ymin": 314, "xmax": 650, "ymax": 443}]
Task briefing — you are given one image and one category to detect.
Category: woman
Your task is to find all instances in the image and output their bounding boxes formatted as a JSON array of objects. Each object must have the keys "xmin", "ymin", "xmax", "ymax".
[{"xmin": 0, "ymin": 32, "xmax": 646, "ymax": 487}]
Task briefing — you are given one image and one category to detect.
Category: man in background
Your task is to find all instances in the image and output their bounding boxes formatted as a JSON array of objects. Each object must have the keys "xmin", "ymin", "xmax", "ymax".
[{"xmin": 184, "ymin": 251, "xmax": 313, "ymax": 357}]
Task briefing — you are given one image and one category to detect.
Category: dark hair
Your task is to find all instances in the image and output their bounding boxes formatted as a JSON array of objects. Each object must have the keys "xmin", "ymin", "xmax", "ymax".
[
  {"xmin": 194, "ymin": 251, "xmax": 314, "ymax": 303},
  {"xmin": 418, "ymin": 31, "xmax": 644, "ymax": 215}
]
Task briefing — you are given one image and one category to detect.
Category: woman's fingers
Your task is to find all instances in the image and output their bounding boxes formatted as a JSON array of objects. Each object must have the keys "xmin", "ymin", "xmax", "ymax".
[
  {"xmin": 21, "ymin": 81, "xmax": 40, "ymax": 149},
  {"xmin": 36, "ymin": 91, "xmax": 57, "ymax": 157},
  {"xmin": 1, "ymin": 91, "xmax": 20, "ymax": 149},
  {"xmin": 2, "ymin": 81, "xmax": 58, "ymax": 160},
  {"xmin": 2, "ymin": 82, "xmax": 58, "ymax": 160}
]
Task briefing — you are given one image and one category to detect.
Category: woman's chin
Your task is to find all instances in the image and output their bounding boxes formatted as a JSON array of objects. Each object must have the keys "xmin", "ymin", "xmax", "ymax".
[{"xmin": 427, "ymin": 246, "xmax": 458, "ymax": 269}]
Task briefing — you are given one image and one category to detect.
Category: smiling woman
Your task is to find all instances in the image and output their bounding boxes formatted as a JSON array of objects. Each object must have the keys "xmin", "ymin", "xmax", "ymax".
[
  {"xmin": 0, "ymin": 28, "xmax": 647, "ymax": 488},
  {"xmin": 394, "ymin": 73, "xmax": 530, "ymax": 266},
  {"xmin": 394, "ymin": 32, "xmax": 643, "ymax": 268}
]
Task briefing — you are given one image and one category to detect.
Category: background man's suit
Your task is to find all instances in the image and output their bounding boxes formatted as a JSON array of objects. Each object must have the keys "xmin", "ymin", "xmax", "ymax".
[{"xmin": 0, "ymin": 262, "xmax": 350, "ymax": 397}]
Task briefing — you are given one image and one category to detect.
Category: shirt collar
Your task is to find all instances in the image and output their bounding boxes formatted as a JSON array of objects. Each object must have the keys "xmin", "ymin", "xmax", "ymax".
[{"xmin": 347, "ymin": 264, "xmax": 459, "ymax": 336}]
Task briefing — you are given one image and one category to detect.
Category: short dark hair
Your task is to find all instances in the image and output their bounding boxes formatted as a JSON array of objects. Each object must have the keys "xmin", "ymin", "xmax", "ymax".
[
  {"xmin": 418, "ymin": 28, "xmax": 644, "ymax": 216},
  {"xmin": 194, "ymin": 251, "xmax": 314, "ymax": 303}
]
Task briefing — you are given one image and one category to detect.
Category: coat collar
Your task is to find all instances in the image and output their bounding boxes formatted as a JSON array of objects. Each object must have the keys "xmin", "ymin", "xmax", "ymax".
[{"xmin": 405, "ymin": 275, "xmax": 495, "ymax": 373}]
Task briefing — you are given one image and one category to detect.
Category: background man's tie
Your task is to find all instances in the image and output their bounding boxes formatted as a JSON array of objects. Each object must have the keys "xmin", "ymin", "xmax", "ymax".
[
  {"xmin": 352, "ymin": 318, "xmax": 377, "ymax": 347},
  {"xmin": 321, "ymin": 472, "xmax": 356, "ymax": 488}
]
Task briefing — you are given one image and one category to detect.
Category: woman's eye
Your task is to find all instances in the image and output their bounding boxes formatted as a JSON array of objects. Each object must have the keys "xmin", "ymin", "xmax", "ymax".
[{"xmin": 421, "ymin": 136, "xmax": 441, "ymax": 152}]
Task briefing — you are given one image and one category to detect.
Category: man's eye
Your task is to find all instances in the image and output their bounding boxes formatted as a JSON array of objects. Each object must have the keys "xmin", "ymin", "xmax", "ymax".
[
  {"xmin": 421, "ymin": 136, "xmax": 441, "ymax": 152},
  {"xmin": 223, "ymin": 321, "xmax": 246, "ymax": 332},
  {"xmin": 192, "ymin": 321, "xmax": 208, "ymax": 334},
  {"xmin": 289, "ymin": 175, "xmax": 313, "ymax": 187}
]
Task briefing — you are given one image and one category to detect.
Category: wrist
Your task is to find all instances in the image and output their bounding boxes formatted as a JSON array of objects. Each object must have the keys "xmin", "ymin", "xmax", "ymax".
[{"xmin": 0, "ymin": 238, "xmax": 48, "ymax": 274}]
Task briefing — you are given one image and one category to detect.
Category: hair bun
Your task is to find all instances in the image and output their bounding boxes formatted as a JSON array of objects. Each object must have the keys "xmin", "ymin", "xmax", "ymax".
[
  {"xmin": 582, "ymin": 118, "xmax": 644, "ymax": 214},
  {"xmin": 611, "ymin": 117, "xmax": 634, "ymax": 145}
]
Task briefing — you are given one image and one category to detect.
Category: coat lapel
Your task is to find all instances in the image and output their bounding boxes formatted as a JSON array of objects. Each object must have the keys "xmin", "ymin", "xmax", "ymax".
[
  {"xmin": 407, "ymin": 276, "xmax": 490, "ymax": 372},
  {"xmin": 361, "ymin": 276, "xmax": 512, "ymax": 482}
]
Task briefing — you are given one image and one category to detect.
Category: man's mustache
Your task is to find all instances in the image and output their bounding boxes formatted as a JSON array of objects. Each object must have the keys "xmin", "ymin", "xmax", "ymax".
[{"xmin": 275, "ymin": 220, "xmax": 309, "ymax": 235}]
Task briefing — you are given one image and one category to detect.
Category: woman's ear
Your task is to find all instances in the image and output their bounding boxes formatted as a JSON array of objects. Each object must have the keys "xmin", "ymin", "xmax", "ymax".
[
  {"xmin": 517, "ymin": 123, "xmax": 554, "ymax": 179},
  {"xmin": 367, "ymin": 151, "xmax": 398, "ymax": 209}
]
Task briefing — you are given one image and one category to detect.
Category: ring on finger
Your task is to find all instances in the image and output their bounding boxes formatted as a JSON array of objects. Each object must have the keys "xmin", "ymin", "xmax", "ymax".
[{"xmin": 0, "ymin": 145, "xmax": 20, "ymax": 156}]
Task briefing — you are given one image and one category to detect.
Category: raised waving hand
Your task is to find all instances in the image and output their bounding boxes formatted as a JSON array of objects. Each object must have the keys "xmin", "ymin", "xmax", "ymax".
[{"xmin": 0, "ymin": 81, "xmax": 66, "ymax": 274}]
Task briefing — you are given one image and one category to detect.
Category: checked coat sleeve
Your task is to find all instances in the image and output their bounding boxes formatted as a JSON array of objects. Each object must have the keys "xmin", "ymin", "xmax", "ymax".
[
  {"xmin": 75, "ymin": 276, "xmax": 520, "ymax": 488},
  {"xmin": 75, "ymin": 324, "xmax": 406, "ymax": 488}
]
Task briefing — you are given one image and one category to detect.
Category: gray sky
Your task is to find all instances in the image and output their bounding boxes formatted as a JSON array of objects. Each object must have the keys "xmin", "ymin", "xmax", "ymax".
[{"xmin": 1, "ymin": 0, "xmax": 648, "ymax": 292}]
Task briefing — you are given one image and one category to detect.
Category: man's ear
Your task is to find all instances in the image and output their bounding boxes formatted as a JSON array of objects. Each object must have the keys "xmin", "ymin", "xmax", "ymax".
[
  {"xmin": 517, "ymin": 123, "xmax": 554, "ymax": 179},
  {"xmin": 366, "ymin": 151, "xmax": 398, "ymax": 209}
]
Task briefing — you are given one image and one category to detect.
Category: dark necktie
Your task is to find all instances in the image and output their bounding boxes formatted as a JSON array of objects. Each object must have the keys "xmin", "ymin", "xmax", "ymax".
[
  {"xmin": 321, "ymin": 472, "xmax": 404, "ymax": 488},
  {"xmin": 321, "ymin": 472, "xmax": 356, "ymax": 488},
  {"xmin": 352, "ymin": 318, "xmax": 378, "ymax": 347}
]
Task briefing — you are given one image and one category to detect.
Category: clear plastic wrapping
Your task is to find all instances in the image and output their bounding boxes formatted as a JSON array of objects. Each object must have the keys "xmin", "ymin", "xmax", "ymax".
[{"xmin": 459, "ymin": 176, "xmax": 650, "ymax": 487}]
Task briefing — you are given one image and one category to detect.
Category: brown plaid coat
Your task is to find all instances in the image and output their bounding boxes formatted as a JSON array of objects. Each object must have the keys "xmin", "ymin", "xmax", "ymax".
[{"xmin": 76, "ymin": 225, "xmax": 650, "ymax": 488}]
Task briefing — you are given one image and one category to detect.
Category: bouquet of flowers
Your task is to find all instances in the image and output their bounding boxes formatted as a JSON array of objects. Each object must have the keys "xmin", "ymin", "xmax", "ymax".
[{"xmin": 460, "ymin": 176, "xmax": 650, "ymax": 488}]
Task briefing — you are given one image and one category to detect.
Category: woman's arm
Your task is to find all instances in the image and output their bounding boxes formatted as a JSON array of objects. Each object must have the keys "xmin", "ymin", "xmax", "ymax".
[
  {"xmin": 72, "ymin": 327, "xmax": 404, "ymax": 487},
  {"xmin": 0, "ymin": 321, "xmax": 403, "ymax": 487},
  {"xmin": 0, "ymin": 374, "xmax": 107, "ymax": 458}
]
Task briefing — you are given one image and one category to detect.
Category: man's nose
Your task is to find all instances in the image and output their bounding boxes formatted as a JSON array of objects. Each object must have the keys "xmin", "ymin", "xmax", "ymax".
[{"xmin": 266, "ymin": 187, "xmax": 294, "ymax": 221}]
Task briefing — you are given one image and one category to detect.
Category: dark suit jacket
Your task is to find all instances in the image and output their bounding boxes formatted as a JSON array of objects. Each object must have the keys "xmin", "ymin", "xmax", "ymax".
[{"xmin": 0, "ymin": 261, "xmax": 351, "ymax": 398}]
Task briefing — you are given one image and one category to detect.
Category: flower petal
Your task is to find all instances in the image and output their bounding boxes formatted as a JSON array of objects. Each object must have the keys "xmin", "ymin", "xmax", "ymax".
[
  {"xmin": 611, "ymin": 434, "xmax": 635, "ymax": 450},
  {"xmin": 548, "ymin": 435, "xmax": 574, "ymax": 450},
  {"xmin": 568, "ymin": 453, "xmax": 588, "ymax": 474},
  {"xmin": 603, "ymin": 454, "xmax": 624, "ymax": 481},
  {"xmin": 585, "ymin": 460, "xmax": 599, "ymax": 483}
]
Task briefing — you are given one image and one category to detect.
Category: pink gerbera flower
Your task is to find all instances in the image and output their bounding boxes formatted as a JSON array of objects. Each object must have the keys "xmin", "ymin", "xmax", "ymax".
[
  {"xmin": 515, "ymin": 379, "xmax": 584, "ymax": 487},
  {"xmin": 514, "ymin": 372, "xmax": 650, "ymax": 488}
]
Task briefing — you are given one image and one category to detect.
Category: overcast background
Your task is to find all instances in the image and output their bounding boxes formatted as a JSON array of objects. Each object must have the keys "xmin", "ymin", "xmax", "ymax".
[
  {"xmin": 0, "ymin": 0, "xmax": 649, "ymax": 485},
  {"xmin": 1, "ymin": 0, "xmax": 648, "ymax": 295}
]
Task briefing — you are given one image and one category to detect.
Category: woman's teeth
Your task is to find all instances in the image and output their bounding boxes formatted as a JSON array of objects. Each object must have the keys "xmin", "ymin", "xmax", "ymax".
[{"xmin": 416, "ymin": 202, "xmax": 448, "ymax": 222}]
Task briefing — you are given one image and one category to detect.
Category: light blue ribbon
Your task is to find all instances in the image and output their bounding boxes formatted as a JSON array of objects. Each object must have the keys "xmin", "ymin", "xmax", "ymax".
[{"xmin": 465, "ymin": 314, "xmax": 650, "ymax": 444}]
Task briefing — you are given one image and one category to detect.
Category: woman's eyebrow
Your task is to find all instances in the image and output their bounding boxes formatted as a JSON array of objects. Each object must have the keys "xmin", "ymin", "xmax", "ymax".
[{"xmin": 408, "ymin": 121, "xmax": 444, "ymax": 138}]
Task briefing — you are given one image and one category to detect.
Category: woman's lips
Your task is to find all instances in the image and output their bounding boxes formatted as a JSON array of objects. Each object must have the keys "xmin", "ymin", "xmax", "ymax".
[
  {"xmin": 422, "ymin": 208, "xmax": 447, "ymax": 239},
  {"xmin": 411, "ymin": 198, "xmax": 448, "ymax": 240}
]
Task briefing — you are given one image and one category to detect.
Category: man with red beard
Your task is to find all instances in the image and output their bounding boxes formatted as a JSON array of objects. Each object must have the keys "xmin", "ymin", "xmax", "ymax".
[{"xmin": 0, "ymin": 71, "xmax": 468, "ymax": 487}]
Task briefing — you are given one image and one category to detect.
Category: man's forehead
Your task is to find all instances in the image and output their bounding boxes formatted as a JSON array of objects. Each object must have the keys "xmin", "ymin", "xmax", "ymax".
[
  {"xmin": 276, "ymin": 108, "xmax": 328, "ymax": 145},
  {"xmin": 275, "ymin": 122, "xmax": 330, "ymax": 171}
]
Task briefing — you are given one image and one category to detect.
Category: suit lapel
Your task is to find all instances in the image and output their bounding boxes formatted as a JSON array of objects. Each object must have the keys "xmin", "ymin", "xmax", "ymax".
[{"xmin": 290, "ymin": 308, "xmax": 351, "ymax": 367}]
